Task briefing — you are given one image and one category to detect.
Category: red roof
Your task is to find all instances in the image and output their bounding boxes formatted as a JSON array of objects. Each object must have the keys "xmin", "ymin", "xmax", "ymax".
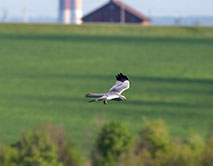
[{"xmin": 112, "ymin": 0, "xmax": 150, "ymax": 21}]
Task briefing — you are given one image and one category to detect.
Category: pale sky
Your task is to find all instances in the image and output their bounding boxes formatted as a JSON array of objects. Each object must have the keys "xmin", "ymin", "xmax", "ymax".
[{"xmin": 0, "ymin": 0, "xmax": 213, "ymax": 19}]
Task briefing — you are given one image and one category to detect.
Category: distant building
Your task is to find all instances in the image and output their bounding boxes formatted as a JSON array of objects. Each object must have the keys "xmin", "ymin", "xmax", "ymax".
[
  {"xmin": 73, "ymin": 0, "xmax": 83, "ymax": 24},
  {"xmin": 58, "ymin": 0, "xmax": 82, "ymax": 24},
  {"xmin": 59, "ymin": 0, "xmax": 71, "ymax": 24},
  {"xmin": 82, "ymin": 0, "xmax": 150, "ymax": 25}
]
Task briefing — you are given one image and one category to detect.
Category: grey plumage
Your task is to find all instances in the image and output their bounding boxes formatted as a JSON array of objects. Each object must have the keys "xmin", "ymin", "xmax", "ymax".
[{"xmin": 85, "ymin": 73, "xmax": 130, "ymax": 104}]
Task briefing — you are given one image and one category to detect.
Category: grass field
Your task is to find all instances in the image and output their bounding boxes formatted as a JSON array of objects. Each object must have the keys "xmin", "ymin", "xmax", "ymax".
[{"xmin": 0, "ymin": 24, "xmax": 213, "ymax": 152}]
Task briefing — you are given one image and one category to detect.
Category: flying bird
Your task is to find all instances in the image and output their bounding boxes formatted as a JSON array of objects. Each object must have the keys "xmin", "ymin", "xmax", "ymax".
[{"xmin": 85, "ymin": 73, "xmax": 130, "ymax": 104}]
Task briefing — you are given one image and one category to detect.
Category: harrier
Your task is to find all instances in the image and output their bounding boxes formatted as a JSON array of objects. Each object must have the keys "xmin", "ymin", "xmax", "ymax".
[{"xmin": 85, "ymin": 73, "xmax": 130, "ymax": 104}]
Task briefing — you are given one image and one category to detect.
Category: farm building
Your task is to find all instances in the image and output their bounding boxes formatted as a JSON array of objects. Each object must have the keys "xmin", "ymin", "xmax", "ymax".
[{"xmin": 82, "ymin": 0, "xmax": 150, "ymax": 25}]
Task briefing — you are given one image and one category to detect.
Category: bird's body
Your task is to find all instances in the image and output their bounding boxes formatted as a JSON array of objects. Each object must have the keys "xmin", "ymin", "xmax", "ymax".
[{"xmin": 85, "ymin": 73, "xmax": 130, "ymax": 104}]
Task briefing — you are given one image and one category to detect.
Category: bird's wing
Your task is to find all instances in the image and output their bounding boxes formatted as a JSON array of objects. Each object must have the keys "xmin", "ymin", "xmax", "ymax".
[
  {"xmin": 88, "ymin": 96, "xmax": 107, "ymax": 102},
  {"xmin": 107, "ymin": 73, "xmax": 130, "ymax": 94}
]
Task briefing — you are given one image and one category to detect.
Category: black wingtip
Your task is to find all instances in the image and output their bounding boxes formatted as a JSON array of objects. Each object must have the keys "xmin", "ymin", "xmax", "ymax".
[{"xmin": 115, "ymin": 73, "xmax": 128, "ymax": 82}]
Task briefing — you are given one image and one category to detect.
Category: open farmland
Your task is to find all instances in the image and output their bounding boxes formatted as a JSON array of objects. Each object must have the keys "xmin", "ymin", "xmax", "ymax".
[{"xmin": 0, "ymin": 24, "xmax": 213, "ymax": 151}]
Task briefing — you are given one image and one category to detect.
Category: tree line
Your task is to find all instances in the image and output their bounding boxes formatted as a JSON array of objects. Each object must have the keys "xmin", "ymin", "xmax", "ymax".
[{"xmin": 0, "ymin": 119, "xmax": 213, "ymax": 166}]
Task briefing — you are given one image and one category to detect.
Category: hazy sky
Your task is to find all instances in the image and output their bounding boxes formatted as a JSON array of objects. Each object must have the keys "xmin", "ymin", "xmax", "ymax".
[{"xmin": 0, "ymin": 0, "xmax": 213, "ymax": 19}]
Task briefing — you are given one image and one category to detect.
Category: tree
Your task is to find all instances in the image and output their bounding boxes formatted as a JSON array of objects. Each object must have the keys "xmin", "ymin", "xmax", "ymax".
[
  {"xmin": 166, "ymin": 143, "xmax": 202, "ymax": 166},
  {"xmin": 13, "ymin": 130, "xmax": 60, "ymax": 166},
  {"xmin": 202, "ymin": 137, "xmax": 213, "ymax": 166},
  {"xmin": 40, "ymin": 123, "xmax": 83, "ymax": 166},
  {"xmin": 0, "ymin": 145, "xmax": 18, "ymax": 166},
  {"xmin": 91, "ymin": 121, "xmax": 133, "ymax": 166},
  {"xmin": 137, "ymin": 119, "xmax": 171, "ymax": 157}
]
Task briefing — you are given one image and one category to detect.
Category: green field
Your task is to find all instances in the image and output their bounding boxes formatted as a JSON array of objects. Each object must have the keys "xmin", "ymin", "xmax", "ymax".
[{"xmin": 0, "ymin": 24, "xmax": 213, "ymax": 152}]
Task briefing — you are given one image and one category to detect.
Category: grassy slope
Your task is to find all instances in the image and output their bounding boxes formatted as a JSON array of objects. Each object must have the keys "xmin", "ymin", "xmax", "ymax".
[{"xmin": 0, "ymin": 24, "xmax": 213, "ymax": 151}]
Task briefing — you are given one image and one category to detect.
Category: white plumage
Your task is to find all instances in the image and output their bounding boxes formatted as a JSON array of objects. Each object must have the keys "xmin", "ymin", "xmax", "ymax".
[{"xmin": 85, "ymin": 73, "xmax": 130, "ymax": 104}]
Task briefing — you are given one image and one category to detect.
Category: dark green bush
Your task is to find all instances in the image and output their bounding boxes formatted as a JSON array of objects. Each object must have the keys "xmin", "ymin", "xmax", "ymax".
[
  {"xmin": 40, "ymin": 123, "xmax": 83, "ymax": 166},
  {"xmin": 91, "ymin": 121, "xmax": 133, "ymax": 166},
  {"xmin": 135, "ymin": 120, "xmax": 204, "ymax": 166},
  {"xmin": 16, "ymin": 130, "xmax": 60, "ymax": 166},
  {"xmin": 13, "ymin": 130, "xmax": 60, "ymax": 166},
  {"xmin": 0, "ymin": 123, "xmax": 84, "ymax": 166},
  {"xmin": 137, "ymin": 119, "xmax": 171, "ymax": 157},
  {"xmin": 1, "ymin": 120, "xmax": 213, "ymax": 166},
  {"xmin": 201, "ymin": 137, "xmax": 213, "ymax": 166},
  {"xmin": 134, "ymin": 119, "xmax": 171, "ymax": 166},
  {"xmin": 166, "ymin": 143, "xmax": 202, "ymax": 166},
  {"xmin": 0, "ymin": 145, "xmax": 18, "ymax": 166}
]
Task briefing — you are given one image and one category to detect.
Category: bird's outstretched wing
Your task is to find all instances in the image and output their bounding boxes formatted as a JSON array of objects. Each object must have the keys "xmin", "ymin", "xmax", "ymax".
[{"xmin": 107, "ymin": 73, "xmax": 130, "ymax": 94}]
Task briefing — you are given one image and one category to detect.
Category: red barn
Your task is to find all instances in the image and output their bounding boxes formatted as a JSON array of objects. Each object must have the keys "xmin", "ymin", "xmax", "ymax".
[{"xmin": 82, "ymin": 0, "xmax": 150, "ymax": 25}]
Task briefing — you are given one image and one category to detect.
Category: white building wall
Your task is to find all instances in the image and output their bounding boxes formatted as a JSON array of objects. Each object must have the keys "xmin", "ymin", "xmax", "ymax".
[{"xmin": 73, "ymin": 0, "xmax": 83, "ymax": 24}]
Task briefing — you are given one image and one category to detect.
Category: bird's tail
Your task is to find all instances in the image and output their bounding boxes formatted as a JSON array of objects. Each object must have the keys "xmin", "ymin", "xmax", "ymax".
[
  {"xmin": 85, "ymin": 93, "xmax": 104, "ymax": 98},
  {"xmin": 89, "ymin": 99, "xmax": 96, "ymax": 103}
]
